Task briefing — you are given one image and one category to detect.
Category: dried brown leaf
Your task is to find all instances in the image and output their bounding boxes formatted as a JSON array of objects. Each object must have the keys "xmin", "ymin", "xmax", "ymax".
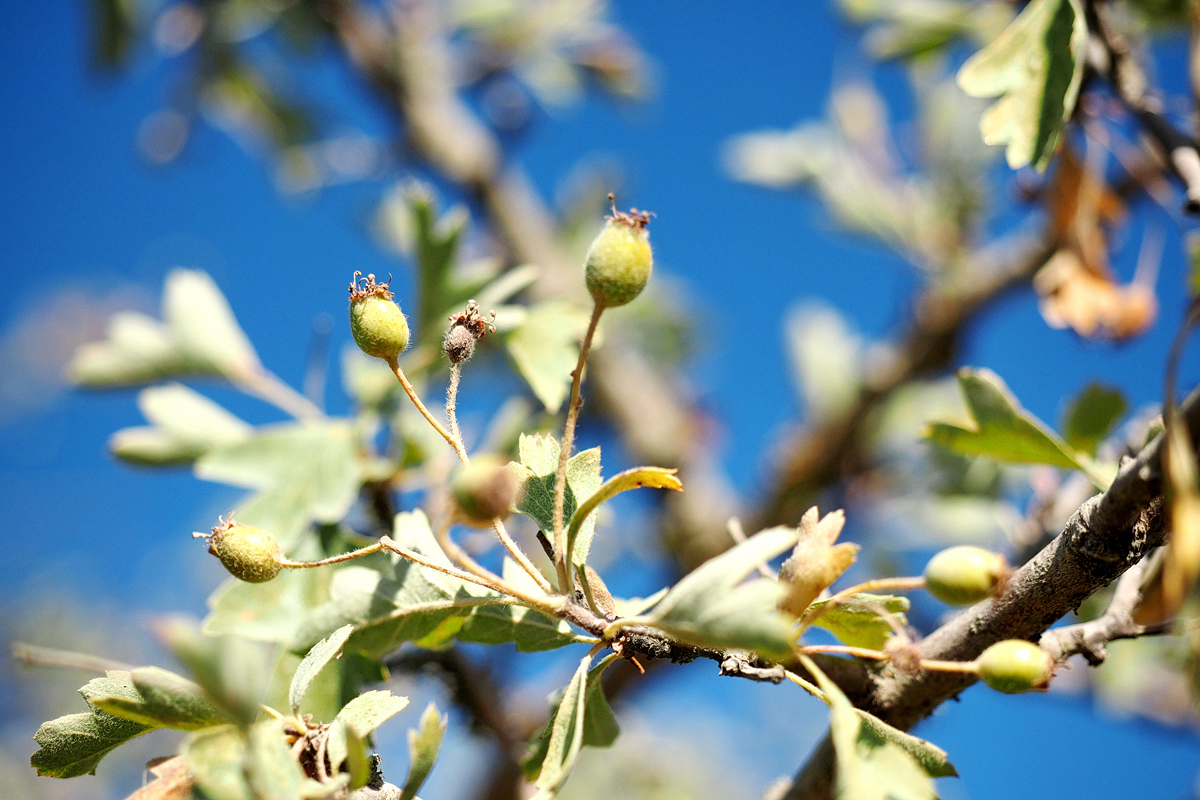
[
  {"xmin": 779, "ymin": 507, "xmax": 859, "ymax": 617},
  {"xmin": 124, "ymin": 755, "xmax": 193, "ymax": 800},
  {"xmin": 1033, "ymin": 249, "xmax": 1156, "ymax": 340}
]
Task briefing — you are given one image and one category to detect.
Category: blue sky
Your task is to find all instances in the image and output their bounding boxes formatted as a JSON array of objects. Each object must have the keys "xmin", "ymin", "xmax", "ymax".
[{"xmin": 2, "ymin": 1, "xmax": 1200, "ymax": 798}]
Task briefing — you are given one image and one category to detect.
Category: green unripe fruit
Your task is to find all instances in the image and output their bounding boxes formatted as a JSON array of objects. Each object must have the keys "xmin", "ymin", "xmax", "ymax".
[
  {"xmin": 924, "ymin": 546, "xmax": 1007, "ymax": 606},
  {"xmin": 976, "ymin": 640, "xmax": 1053, "ymax": 693},
  {"xmin": 201, "ymin": 518, "xmax": 283, "ymax": 583},
  {"xmin": 349, "ymin": 271, "xmax": 409, "ymax": 360},
  {"xmin": 584, "ymin": 195, "xmax": 654, "ymax": 308},
  {"xmin": 451, "ymin": 457, "xmax": 521, "ymax": 526}
]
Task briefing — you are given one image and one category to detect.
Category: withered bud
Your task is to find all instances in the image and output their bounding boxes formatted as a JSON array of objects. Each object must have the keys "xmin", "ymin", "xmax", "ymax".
[{"xmin": 444, "ymin": 324, "xmax": 476, "ymax": 365}]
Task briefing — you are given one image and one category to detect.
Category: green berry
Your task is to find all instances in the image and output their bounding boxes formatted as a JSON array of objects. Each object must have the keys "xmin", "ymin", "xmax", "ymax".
[
  {"xmin": 451, "ymin": 457, "xmax": 521, "ymax": 526},
  {"xmin": 349, "ymin": 271, "xmax": 409, "ymax": 360},
  {"xmin": 924, "ymin": 546, "xmax": 1007, "ymax": 606},
  {"xmin": 584, "ymin": 194, "xmax": 654, "ymax": 308},
  {"xmin": 976, "ymin": 640, "xmax": 1053, "ymax": 693},
  {"xmin": 201, "ymin": 517, "xmax": 283, "ymax": 583}
]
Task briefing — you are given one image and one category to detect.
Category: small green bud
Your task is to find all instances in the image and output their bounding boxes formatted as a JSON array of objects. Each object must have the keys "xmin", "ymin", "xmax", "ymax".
[
  {"xmin": 584, "ymin": 193, "xmax": 654, "ymax": 308},
  {"xmin": 349, "ymin": 271, "xmax": 410, "ymax": 360},
  {"xmin": 451, "ymin": 457, "xmax": 521, "ymax": 526},
  {"xmin": 197, "ymin": 516, "xmax": 283, "ymax": 583},
  {"xmin": 976, "ymin": 640, "xmax": 1053, "ymax": 693},
  {"xmin": 924, "ymin": 546, "xmax": 1007, "ymax": 606}
]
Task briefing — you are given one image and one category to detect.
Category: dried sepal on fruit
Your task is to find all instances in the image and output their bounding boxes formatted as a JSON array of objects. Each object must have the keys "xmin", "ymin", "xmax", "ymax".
[
  {"xmin": 444, "ymin": 300, "xmax": 496, "ymax": 366},
  {"xmin": 778, "ymin": 507, "xmax": 859, "ymax": 618},
  {"xmin": 194, "ymin": 514, "xmax": 283, "ymax": 583},
  {"xmin": 976, "ymin": 640, "xmax": 1053, "ymax": 693},
  {"xmin": 349, "ymin": 271, "xmax": 410, "ymax": 360},
  {"xmin": 585, "ymin": 193, "xmax": 654, "ymax": 308},
  {"xmin": 923, "ymin": 546, "xmax": 1008, "ymax": 606}
]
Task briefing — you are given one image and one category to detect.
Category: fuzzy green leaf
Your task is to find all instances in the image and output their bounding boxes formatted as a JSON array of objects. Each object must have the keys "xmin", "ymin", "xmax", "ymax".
[
  {"xmin": 206, "ymin": 563, "xmax": 338, "ymax": 644},
  {"xmin": 247, "ymin": 719, "xmax": 306, "ymax": 800},
  {"xmin": 196, "ymin": 421, "xmax": 364, "ymax": 549},
  {"xmin": 336, "ymin": 690, "xmax": 409, "ymax": 737},
  {"xmin": 508, "ymin": 433, "xmax": 602, "ymax": 567},
  {"xmin": 400, "ymin": 702, "xmax": 448, "ymax": 800},
  {"xmin": 89, "ymin": 667, "xmax": 230, "ymax": 731},
  {"xmin": 505, "ymin": 301, "xmax": 591, "ymax": 414},
  {"xmin": 806, "ymin": 659, "xmax": 938, "ymax": 799},
  {"xmin": 1062, "ymin": 382, "xmax": 1126, "ymax": 457},
  {"xmin": 806, "ymin": 594, "xmax": 910, "ymax": 651},
  {"xmin": 520, "ymin": 653, "xmax": 620, "ymax": 797},
  {"xmin": 290, "ymin": 624, "xmax": 355, "ymax": 713},
  {"xmin": 110, "ymin": 383, "xmax": 251, "ymax": 466},
  {"xmin": 30, "ymin": 710, "xmax": 151, "ymax": 778},
  {"xmin": 853, "ymin": 711, "xmax": 958, "ymax": 779},
  {"xmin": 926, "ymin": 368, "xmax": 1085, "ymax": 469},
  {"xmin": 70, "ymin": 269, "xmax": 261, "ymax": 387},
  {"xmin": 156, "ymin": 618, "xmax": 269, "ymax": 727},
  {"xmin": 957, "ymin": 0, "xmax": 1087, "ymax": 170},
  {"xmin": 647, "ymin": 526, "xmax": 798, "ymax": 658}
]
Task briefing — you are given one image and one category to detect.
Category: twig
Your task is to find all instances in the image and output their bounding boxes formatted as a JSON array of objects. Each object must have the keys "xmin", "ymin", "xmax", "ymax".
[
  {"xmin": 552, "ymin": 303, "xmax": 604, "ymax": 592},
  {"xmin": 387, "ymin": 355, "xmax": 468, "ymax": 464},
  {"xmin": 1039, "ymin": 560, "xmax": 1172, "ymax": 666},
  {"xmin": 11, "ymin": 642, "xmax": 135, "ymax": 673}
]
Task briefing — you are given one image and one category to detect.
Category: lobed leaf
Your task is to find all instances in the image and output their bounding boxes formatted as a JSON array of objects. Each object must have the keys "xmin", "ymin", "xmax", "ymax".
[
  {"xmin": 399, "ymin": 702, "xmax": 448, "ymax": 800},
  {"xmin": 805, "ymin": 658, "xmax": 937, "ymax": 799},
  {"xmin": 957, "ymin": 0, "xmax": 1087, "ymax": 171},
  {"xmin": 648, "ymin": 526, "xmax": 799, "ymax": 658},
  {"xmin": 505, "ymin": 300, "xmax": 592, "ymax": 413},
  {"xmin": 89, "ymin": 667, "xmax": 231, "ymax": 730},
  {"xmin": 289, "ymin": 624, "xmax": 355, "ymax": 713},
  {"xmin": 508, "ymin": 434, "xmax": 603, "ymax": 568},
  {"xmin": 926, "ymin": 368, "xmax": 1095, "ymax": 476},
  {"xmin": 806, "ymin": 594, "xmax": 910, "ymax": 651},
  {"xmin": 110, "ymin": 383, "xmax": 251, "ymax": 466},
  {"xmin": 30, "ymin": 710, "xmax": 151, "ymax": 778},
  {"xmin": 1062, "ymin": 382, "xmax": 1126, "ymax": 457}
]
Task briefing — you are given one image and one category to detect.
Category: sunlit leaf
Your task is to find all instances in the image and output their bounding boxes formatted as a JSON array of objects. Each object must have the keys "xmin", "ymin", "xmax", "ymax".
[
  {"xmin": 399, "ymin": 702, "xmax": 447, "ymax": 800},
  {"xmin": 505, "ymin": 301, "xmax": 591, "ymax": 413},
  {"xmin": 1062, "ymin": 382, "xmax": 1126, "ymax": 457},
  {"xmin": 336, "ymin": 690, "xmax": 409, "ymax": 737},
  {"xmin": 508, "ymin": 433, "xmax": 602, "ymax": 570},
  {"xmin": 156, "ymin": 618, "xmax": 270, "ymax": 727},
  {"xmin": 30, "ymin": 710, "xmax": 151, "ymax": 778},
  {"xmin": 805, "ymin": 658, "xmax": 937, "ymax": 799},
  {"xmin": 196, "ymin": 421, "xmax": 364, "ymax": 549},
  {"xmin": 648, "ymin": 526, "xmax": 798, "ymax": 658},
  {"xmin": 957, "ymin": 0, "xmax": 1087, "ymax": 170},
  {"xmin": 289, "ymin": 624, "xmax": 354, "ymax": 713},
  {"xmin": 110, "ymin": 383, "xmax": 251, "ymax": 466},
  {"xmin": 926, "ymin": 369, "xmax": 1104, "ymax": 485},
  {"xmin": 89, "ymin": 667, "xmax": 231, "ymax": 730},
  {"xmin": 806, "ymin": 594, "xmax": 910, "ymax": 650}
]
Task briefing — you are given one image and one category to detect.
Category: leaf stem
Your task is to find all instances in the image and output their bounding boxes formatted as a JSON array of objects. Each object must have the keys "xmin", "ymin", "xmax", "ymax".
[
  {"xmin": 552, "ymin": 302, "xmax": 604, "ymax": 592},
  {"xmin": 796, "ymin": 644, "xmax": 891, "ymax": 660},
  {"xmin": 233, "ymin": 367, "xmax": 324, "ymax": 421},
  {"xmin": 783, "ymin": 668, "xmax": 827, "ymax": 702},
  {"xmin": 387, "ymin": 355, "xmax": 468, "ymax": 464}
]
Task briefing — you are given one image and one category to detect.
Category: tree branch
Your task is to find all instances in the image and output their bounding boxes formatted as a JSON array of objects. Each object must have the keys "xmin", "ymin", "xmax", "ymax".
[
  {"xmin": 783, "ymin": 381, "xmax": 1200, "ymax": 799},
  {"xmin": 757, "ymin": 226, "xmax": 1058, "ymax": 528}
]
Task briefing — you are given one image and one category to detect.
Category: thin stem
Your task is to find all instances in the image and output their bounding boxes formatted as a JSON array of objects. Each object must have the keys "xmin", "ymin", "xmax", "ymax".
[
  {"xmin": 386, "ymin": 356, "xmax": 469, "ymax": 464},
  {"xmin": 277, "ymin": 541, "xmax": 385, "ymax": 568},
  {"xmin": 798, "ymin": 576, "xmax": 925, "ymax": 636},
  {"xmin": 378, "ymin": 537, "xmax": 559, "ymax": 613},
  {"xmin": 552, "ymin": 302, "xmax": 604, "ymax": 592},
  {"xmin": 493, "ymin": 518, "xmax": 555, "ymax": 594},
  {"xmin": 233, "ymin": 368, "xmax": 324, "ymax": 421},
  {"xmin": 918, "ymin": 659, "xmax": 981, "ymax": 674},
  {"xmin": 446, "ymin": 362, "xmax": 464, "ymax": 453},
  {"xmin": 797, "ymin": 644, "xmax": 890, "ymax": 661},
  {"xmin": 11, "ymin": 642, "xmax": 135, "ymax": 673},
  {"xmin": 435, "ymin": 513, "xmax": 515, "ymax": 593},
  {"xmin": 783, "ymin": 669, "xmax": 827, "ymax": 702}
]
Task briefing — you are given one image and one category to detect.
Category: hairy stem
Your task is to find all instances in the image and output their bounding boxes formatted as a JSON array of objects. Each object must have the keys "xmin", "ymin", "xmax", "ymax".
[
  {"xmin": 387, "ymin": 355, "xmax": 469, "ymax": 464},
  {"xmin": 552, "ymin": 303, "xmax": 605, "ymax": 592},
  {"xmin": 446, "ymin": 362, "xmax": 464, "ymax": 453}
]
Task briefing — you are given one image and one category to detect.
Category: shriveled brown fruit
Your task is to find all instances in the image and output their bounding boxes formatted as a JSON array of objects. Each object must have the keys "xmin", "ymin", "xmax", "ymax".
[{"xmin": 778, "ymin": 506, "xmax": 858, "ymax": 618}]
